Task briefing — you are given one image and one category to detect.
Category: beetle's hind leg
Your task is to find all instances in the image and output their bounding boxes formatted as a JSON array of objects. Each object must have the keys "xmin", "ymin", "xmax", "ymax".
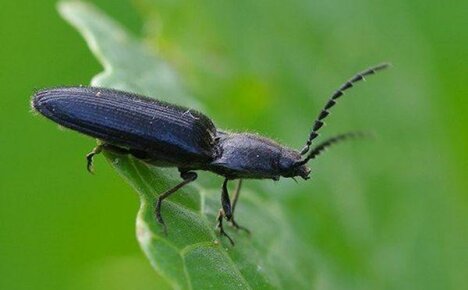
[
  {"xmin": 86, "ymin": 143, "xmax": 132, "ymax": 173},
  {"xmin": 155, "ymin": 171, "xmax": 198, "ymax": 235},
  {"xmin": 229, "ymin": 179, "xmax": 250, "ymax": 234},
  {"xmin": 86, "ymin": 145, "xmax": 103, "ymax": 173}
]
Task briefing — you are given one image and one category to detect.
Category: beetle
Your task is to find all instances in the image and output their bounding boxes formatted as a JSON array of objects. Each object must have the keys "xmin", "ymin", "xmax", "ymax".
[{"xmin": 31, "ymin": 63, "xmax": 388, "ymax": 245}]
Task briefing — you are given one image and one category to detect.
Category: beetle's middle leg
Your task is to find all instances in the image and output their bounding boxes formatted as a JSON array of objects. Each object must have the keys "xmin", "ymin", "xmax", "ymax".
[{"xmin": 155, "ymin": 171, "xmax": 198, "ymax": 235}]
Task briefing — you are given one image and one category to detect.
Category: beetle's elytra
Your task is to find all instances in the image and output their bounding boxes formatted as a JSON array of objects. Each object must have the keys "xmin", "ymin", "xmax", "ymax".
[{"xmin": 32, "ymin": 63, "xmax": 389, "ymax": 245}]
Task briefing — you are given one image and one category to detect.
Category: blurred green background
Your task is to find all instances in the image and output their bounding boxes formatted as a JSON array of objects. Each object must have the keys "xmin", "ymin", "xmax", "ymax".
[{"xmin": 1, "ymin": 0, "xmax": 466, "ymax": 289}]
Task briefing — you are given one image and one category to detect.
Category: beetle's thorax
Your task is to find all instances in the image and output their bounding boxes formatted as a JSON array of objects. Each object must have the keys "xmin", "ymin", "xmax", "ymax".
[{"xmin": 207, "ymin": 132, "xmax": 310, "ymax": 180}]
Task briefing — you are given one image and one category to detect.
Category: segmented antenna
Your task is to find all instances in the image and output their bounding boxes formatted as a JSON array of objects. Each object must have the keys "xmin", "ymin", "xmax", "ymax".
[
  {"xmin": 297, "ymin": 131, "xmax": 370, "ymax": 166},
  {"xmin": 300, "ymin": 63, "xmax": 389, "ymax": 155}
]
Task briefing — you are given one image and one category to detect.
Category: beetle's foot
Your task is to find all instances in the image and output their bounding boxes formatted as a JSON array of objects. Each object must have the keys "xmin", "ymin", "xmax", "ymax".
[
  {"xmin": 86, "ymin": 145, "xmax": 102, "ymax": 174},
  {"xmin": 155, "ymin": 198, "xmax": 168, "ymax": 236},
  {"xmin": 230, "ymin": 218, "xmax": 251, "ymax": 235},
  {"xmin": 216, "ymin": 209, "xmax": 235, "ymax": 246}
]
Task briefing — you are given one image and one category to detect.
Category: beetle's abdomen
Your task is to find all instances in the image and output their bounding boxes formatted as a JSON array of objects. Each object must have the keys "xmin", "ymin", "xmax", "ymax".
[{"xmin": 32, "ymin": 87, "xmax": 217, "ymax": 165}]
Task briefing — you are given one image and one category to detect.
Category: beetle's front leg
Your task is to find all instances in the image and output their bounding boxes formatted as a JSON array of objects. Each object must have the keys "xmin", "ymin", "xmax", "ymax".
[
  {"xmin": 216, "ymin": 178, "xmax": 235, "ymax": 245},
  {"xmin": 229, "ymin": 179, "xmax": 250, "ymax": 234},
  {"xmin": 220, "ymin": 178, "xmax": 233, "ymax": 220},
  {"xmin": 216, "ymin": 209, "xmax": 234, "ymax": 246}
]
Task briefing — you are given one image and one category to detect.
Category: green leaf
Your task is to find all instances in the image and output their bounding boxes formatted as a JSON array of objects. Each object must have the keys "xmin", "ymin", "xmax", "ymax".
[{"xmin": 59, "ymin": 2, "xmax": 313, "ymax": 289}]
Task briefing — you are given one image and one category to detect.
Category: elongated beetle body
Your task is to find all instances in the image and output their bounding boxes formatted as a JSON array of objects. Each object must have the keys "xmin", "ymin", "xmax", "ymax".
[{"xmin": 32, "ymin": 63, "xmax": 388, "ymax": 245}]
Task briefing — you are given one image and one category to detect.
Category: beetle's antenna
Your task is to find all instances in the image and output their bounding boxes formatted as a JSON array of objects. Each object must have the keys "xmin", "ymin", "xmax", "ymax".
[
  {"xmin": 297, "ymin": 131, "xmax": 371, "ymax": 165},
  {"xmin": 300, "ymin": 63, "xmax": 389, "ymax": 155}
]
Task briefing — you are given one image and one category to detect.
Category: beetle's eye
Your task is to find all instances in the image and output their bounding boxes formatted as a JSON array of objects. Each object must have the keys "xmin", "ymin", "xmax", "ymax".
[{"xmin": 297, "ymin": 166, "xmax": 311, "ymax": 180}]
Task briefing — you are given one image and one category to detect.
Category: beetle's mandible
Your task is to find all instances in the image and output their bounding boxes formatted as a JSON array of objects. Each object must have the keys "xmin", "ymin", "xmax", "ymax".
[{"xmin": 31, "ymin": 63, "xmax": 389, "ymax": 245}]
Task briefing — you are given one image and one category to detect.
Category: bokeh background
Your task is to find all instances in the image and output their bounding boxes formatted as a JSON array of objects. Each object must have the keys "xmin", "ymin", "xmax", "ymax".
[{"xmin": 1, "ymin": 0, "xmax": 466, "ymax": 289}]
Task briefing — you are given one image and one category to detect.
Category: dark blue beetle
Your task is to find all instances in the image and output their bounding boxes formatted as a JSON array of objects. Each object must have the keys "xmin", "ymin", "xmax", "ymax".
[{"xmin": 32, "ymin": 63, "xmax": 388, "ymax": 245}]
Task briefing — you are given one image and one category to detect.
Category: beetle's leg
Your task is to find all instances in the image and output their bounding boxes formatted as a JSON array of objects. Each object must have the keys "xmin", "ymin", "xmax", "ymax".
[
  {"xmin": 86, "ymin": 145, "xmax": 103, "ymax": 174},
  {"xmin": 215, "ymin": 178, "xmax": 236, "ymax": 245},
  {"xmin": 216, "ymin": 208, "xmax": 234, "ymax": 246},
  {"xmin": 231, "ymin": 179, "xmax": 242, "ymax": 213},
  {"xmin": 229, "ymin": 179, "xmax": 251, "ymax": 234},
  {"xmin": 221, "ymin": 178, "xmax": 233, "ymax": 220},
  {"xmin": 86, "ymin": 143, "xmax": 131, "ymax": 173},
  {"xmin": 155, "ymin": 171, "xmax": 198, "ymax": 235}
]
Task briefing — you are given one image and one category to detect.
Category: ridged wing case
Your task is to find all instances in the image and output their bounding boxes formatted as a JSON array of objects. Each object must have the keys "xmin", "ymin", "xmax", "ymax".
[{"xmin": 32, "ymin": 87, "xmax": 218, "ymax": 165}]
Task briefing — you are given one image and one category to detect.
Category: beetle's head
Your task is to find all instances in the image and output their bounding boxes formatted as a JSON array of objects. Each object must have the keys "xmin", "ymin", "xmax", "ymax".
[
  {"xmin": 280, "ymin": 131, "xmax": 371, "ymax": 181},
  {"xmin": 279, "ymin": 149, "xmax": 311, "ymax": 180}
]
